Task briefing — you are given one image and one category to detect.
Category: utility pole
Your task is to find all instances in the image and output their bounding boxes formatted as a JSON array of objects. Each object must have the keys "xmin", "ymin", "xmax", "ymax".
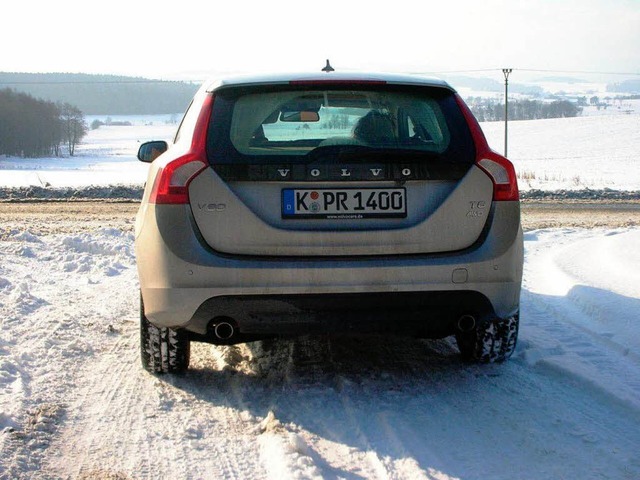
[{"xmin": 502, "ymin": 68, "xmax": 513, "ymax": 157}]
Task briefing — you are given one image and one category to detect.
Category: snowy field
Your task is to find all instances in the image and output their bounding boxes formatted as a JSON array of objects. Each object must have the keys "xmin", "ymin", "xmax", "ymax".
[
  {"xmin": 481, "ymin": 114, "xmax": 640, "ymax": 191},
  {"xmin": 0, "ymin": 112, "xmax": 639, "ymax": 191},
  {"xmin": 0, "ymin": 226, "xmax": 639, "ymax": 479}
]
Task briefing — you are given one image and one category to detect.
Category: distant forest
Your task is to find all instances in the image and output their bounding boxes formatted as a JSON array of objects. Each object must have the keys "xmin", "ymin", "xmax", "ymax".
[
  {"xmin": 0, "ymin": 88, "xmax": 87, "ymax": 157},
  {"xmin": 467, "ymin": 99, "xmax": 582, "ymax": 122},
  {"xmin": 606, "ymin": 78, "xmax": 640, "ymax": 94},
  {"xmin": 0, "ymin": 72, "xmax": 198, "ymax": 115}
]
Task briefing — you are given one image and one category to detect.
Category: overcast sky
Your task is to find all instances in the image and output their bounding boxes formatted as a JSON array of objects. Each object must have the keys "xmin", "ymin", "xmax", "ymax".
[{"xmin": 4, "ymin": 0, "xmax": 639, "ymax": 82}]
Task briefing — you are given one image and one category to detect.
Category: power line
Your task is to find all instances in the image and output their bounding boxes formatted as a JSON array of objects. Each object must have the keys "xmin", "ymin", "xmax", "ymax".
[
  {"xmin": 0, "ymin": 80, "xmax": 196, "ymax": 85},
  {"xmin": 517, "ymin": 68, "xmax": 640, "ymax": 76},
  {"xmin": 417, "ymin": 68, "xmax": 640, "ymax": 76},
  {"xmin": 409, "ymin": 68, "xmax": 500, "ymax": 75}
]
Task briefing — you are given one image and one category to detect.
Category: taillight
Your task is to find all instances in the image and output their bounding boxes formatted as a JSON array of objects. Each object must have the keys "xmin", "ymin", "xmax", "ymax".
[
  {"xmin": 149, "ymin": 155, "xmax": 207, "ymax": 204},
  {"xmin": 454, "ymin": 94, "xmax": 519, "ymax": 201},
  {"xmin": 149, "ymin": 93, "xmax": 214, "ymax": 205}
]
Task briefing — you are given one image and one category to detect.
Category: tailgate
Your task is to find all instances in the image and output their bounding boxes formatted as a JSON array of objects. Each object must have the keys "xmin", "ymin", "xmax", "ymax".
[{"xmin": 189, "ymin": 165, "xmax": 492, "ymax": 256}]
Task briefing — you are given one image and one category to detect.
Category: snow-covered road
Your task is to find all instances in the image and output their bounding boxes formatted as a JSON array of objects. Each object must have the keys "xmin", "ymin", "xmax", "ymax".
[{"xmin": 1, "ymin": 227, "xmax": 639, "ymax": 479}]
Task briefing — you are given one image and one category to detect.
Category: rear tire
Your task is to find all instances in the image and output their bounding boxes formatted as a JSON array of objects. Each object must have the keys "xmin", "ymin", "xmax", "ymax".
[
  {"xmin": 455, "ymin": 313, "xmax": 519, "ymax": 363},
  {"xmin": 140, "ymin": 296, "xmax": 190, "ymax": 373}
]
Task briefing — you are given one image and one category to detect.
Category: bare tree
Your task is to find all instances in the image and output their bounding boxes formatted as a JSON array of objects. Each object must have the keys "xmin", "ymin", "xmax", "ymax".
[{"xmin": 59, "ymin": 102, "xmax": 87, "ymax": 156}]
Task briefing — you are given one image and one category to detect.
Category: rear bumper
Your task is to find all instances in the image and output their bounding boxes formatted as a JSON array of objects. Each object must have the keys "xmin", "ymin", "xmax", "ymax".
[
  {"xmin": 135, "ymin": 202, "xmax": 523, "ymax": 335},
  {"xmin": 188, "ymin": 291, "xmax": 495, "ymax": 339}
]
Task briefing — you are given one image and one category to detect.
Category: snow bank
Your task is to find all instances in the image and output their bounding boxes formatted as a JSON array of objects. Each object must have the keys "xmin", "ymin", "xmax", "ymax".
[
  {"xmin": 523, "ymin": 229, "xmax": 640, "ymax": 351},
  {"xmin": 520, "ymin": 228, "xmax": 640, "ymax": 410}
]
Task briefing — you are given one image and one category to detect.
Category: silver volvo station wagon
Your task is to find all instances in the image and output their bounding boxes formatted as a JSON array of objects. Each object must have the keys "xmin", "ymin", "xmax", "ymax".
[{"xmin": 135, "ymin": 70, "xmax": 523, "ymax": 373}]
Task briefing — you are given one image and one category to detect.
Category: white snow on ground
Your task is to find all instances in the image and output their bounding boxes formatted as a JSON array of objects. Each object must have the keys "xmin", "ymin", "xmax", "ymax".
[
  {"xmin": 1, "ymin": 227, "xmax": 639, "ymax": 479},
  {"xmin": 0, "ymin": 113, "xmax": 639, "ymax": 191}
]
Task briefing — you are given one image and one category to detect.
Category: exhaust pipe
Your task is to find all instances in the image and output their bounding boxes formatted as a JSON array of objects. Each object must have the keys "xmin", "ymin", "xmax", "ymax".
[
  {"xmin": 212, "ymin": 319, "xmax": 236, "ymax": 340},
  {"xmin": 457, "ymin": 314, "xmax": 476, "ymax": 333}
]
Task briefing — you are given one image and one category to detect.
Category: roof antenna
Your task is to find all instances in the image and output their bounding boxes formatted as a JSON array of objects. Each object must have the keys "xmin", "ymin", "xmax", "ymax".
[{"xmin": 322, "ymin": 59, "xmax": 335, "ymax": 73}]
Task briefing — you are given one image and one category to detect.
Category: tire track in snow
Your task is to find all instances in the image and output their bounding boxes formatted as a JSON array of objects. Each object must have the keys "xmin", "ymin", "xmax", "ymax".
[
  {"xmin": 182, "ymin": 343, "xmax": 270, "ymax": 480},
  {"xmin": 44, "ymin": 325, "xmax": 270, "ymax": 480},
  {"xmin": 322, "ymin": 338, "xmax": 432, "ymax": 480},
  {"xmin": 43, "ymin": 326, "xmax": 166, "ymax": 479},
  {"xmin": 234, "ymin": 335, "xmax": 459, "ymax": 479},
  {"xmin": 520, "ymin": 229, "xmax": 640, "ymax": 413},
  {"xmin": 204, "ymin": 340, "xmax": 316, "ymax": 479},
  {"xmin": 321, "ymin": 337, "xmax": 461, "ymax": 480},
  {"xmin": 219, "ymin": 331, "xmax": 640, "ymax": 480}
]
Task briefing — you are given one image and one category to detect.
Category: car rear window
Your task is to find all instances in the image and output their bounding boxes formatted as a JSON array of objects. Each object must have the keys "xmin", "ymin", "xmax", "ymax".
[{"xmin": 207, "ymin": 84, "xmax": 475, "ymax": 166}]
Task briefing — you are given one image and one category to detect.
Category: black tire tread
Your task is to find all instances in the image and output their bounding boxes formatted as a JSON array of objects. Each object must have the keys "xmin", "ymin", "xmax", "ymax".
[
  {"xmin": 456, "ymin": 313, "xmax": 519, "ymax": 363},
  {"xmin": 140, "ymin": 297, "xmax": 190, "ymax": 373}
]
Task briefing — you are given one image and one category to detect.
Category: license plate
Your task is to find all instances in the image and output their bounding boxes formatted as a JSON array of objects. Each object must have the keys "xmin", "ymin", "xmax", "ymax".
[{"xmin": 282, "ymin": 188, "xmax": 406, "ymax": 219}]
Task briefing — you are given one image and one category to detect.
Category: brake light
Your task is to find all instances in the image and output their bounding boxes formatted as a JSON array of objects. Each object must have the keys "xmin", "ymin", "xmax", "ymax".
[
  {"xmin": 149, "ymin": 155, "xmax": 207, "ymax": 204},
  {"xmin": 289, "ymin": 80, "xmax": 387, "ymax": 86},
  {"xmin": 454, "ymin": 94, "xmax": 519, "ymax": 201}
]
